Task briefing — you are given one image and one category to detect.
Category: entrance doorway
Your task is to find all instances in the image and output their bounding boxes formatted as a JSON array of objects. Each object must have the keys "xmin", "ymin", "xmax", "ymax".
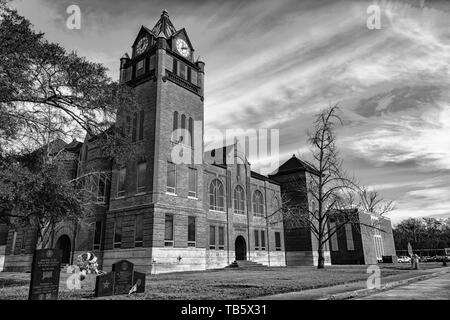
[
  {"xmin": 235, "ymin": 236, "xmax": 247, "ymax": 261},
  {"xmin": 56, "ymin": 235, "xmax": 71, "ymax": 265}
]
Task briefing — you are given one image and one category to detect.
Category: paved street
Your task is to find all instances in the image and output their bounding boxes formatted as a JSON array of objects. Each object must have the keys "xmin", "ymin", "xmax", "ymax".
[{"xmin": 357, "ymin": 273, "xmax": 450, "ymax": 300}]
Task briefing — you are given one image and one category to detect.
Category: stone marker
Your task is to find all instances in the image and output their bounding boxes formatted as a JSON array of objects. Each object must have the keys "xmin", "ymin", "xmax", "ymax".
[
  {"xmin": 94, "ymin": 260, "xmax": 146, "ymax": 297},
  {"xmin": 28, "ymin": 248, "xmax": 62, "ymax": 300},
  {"xmin": 112, "ymin": 260, "xmax": 134, "ymax": 295},
  {"xmin": 95, "ymin": 272, "xmax": 115, "ymax": 297}
]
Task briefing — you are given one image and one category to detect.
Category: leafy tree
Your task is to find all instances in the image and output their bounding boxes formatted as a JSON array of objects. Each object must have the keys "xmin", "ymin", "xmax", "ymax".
[
  {"xmin": 393, "ymin": 217, "xmax": 450, "ymax": 251},
  {"xmin": 0, "ymin": 4, "xmax": 139, "ymax": 248},
  {"xmin": 0, "ymin": 5, "xmax": 138, "ymax": 158}
]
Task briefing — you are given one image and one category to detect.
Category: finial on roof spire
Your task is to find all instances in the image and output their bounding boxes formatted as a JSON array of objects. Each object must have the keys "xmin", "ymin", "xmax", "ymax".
[
  {"xmin": 292, "ymin": 154, "xmax": 296, "ymax": 158},
  {"xmin": 152, "ymin": 9, "xmax": 176, "ymax": 38}
]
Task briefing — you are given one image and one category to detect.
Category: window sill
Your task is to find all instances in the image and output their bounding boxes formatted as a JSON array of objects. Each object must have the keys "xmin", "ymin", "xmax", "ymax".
[
  {"xmin": 209, "ymin": 209, "xmax": 225, "ymax": 213},
  {"xmin": 115, "ymin": 196, "xmax": 125, "ymax": 200},
  {"xmin": 135, "ymin": 192, "xmax": 147, "ymax": 196},
  {"xmin": 188, "ymin": 196, "xmax": 198, "ymax": 200},
  {"xmin": 165, "ymin": 192, "xmax": 178, "ymax": 197}
]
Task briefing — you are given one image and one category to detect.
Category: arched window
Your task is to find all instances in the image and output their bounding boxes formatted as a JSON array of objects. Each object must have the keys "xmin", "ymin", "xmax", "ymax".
[
  {"xmin": 173, "ymin": 111, "xmax": 178, "ymax": 131},
  {"xmin": 188, "ymin": 117, "xmax": 194, "ymax": 147},
  {"xmin": 253, "ymin": 190, "xmax": 264, "ymax": 217},
  {"xmin": 181, "ymin": 114, "xmax": 186, "ymax": 144},
  {"xmin": 272, "ymin": 196, "xmax": 280, "ymax": 212},
  {"xmin": 172, "ymin": 111, "xmax": 178, "ymax": 141},
  {"xmin": 209, "ymin": 179, "xmax": 224, "ymax": 211},
  {"xmin": 271, "ymin": 196, "xmax": 281, "ymax": 222},
  {"xmin": 234, "ymin": 185, "xmax": 245, "ymax": 214}
]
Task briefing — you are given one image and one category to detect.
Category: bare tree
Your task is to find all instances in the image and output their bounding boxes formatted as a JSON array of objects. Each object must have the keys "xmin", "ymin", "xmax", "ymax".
[
  {"xmin": 358, "ymin": 187, "xmax": 396, "ymax": 216},
  {"xmin": 280, "ymin": 105, "xmax": 374, "ymax": 269}
]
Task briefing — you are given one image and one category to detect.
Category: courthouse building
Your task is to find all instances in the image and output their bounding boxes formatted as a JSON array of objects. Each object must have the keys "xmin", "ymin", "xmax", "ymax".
[{"xmin": 0, "ymin": 11, "xmax": 396, "ymax": 273}]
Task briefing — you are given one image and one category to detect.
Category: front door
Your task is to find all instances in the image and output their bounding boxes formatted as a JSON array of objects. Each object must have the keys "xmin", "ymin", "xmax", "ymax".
[{"xmin": 235, "ymin": 236, "xmax": 246, "ymax": 261}]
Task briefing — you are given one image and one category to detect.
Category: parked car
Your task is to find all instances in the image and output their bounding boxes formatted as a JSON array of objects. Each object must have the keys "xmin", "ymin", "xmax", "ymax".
[{"xmin": 397, "ymin": 256, "xmax": 411, "ymax": 263}]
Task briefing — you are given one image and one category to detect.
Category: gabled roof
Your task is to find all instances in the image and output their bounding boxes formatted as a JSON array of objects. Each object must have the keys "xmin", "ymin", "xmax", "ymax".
[
  {"xmin": 172, "ymin": 28, "xmax": 194, "ymax": 50},
  {"xmin": 64, "ymin": 139, "xmax": 83, "ymax": 152},
  {"xmin": 269, "ymin": 154, "xmax": 320, "ymax": 177},
  {"xmin": 131, "ymin": 26, "xmax": 155, "ymax": 47},
  {"xmin": 151, "ymin": 10, "xmax": 177, "ymax": 38}
]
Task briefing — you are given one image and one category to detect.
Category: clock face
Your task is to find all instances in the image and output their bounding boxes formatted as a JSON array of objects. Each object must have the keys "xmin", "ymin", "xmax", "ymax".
[
  {"xmin": 176, "ymin": 38, "xmax": 190, "ymax": 58},
  {"xmin": 136, "ymin": 37, "xmax": 148, "ymax": 55}
]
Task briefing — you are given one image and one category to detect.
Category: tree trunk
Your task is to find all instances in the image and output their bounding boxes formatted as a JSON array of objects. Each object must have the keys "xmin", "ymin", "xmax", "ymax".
[{"xmin": 317, "ymin": 247, "xmax": 325, "ymax": 269}]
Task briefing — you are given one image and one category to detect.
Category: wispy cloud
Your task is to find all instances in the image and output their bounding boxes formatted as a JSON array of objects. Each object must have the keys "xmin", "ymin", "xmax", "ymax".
[{"xmin": 10, "ymin": 0, "xmax": 450, "ymax": 223}]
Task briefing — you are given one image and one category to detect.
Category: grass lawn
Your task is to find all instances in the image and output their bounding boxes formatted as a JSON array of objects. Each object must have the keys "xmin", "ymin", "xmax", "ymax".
[{"xmin": 0, "ymin": 263, "xmax": 445, "ymax": 300}]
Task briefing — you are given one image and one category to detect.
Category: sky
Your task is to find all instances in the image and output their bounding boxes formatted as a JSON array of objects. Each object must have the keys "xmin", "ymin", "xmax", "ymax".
[{"xmin": 8, "ymin": 0, "xmax": 450, "ymax": 224}]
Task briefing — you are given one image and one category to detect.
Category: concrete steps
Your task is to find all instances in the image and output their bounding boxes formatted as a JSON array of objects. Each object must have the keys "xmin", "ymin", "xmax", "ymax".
[{"xmin": 226, "ymin": 260, "xmax": 266, "ymax": 270}]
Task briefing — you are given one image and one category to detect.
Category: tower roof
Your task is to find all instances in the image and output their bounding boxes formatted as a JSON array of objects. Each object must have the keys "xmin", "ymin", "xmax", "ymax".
[
  {"xmin": 269, "ymin": 154, "xmax": 319, "ymax": 177},
  {"xmin": 151, "ymin": 10, "xmax": 177, "ymax": 38}
]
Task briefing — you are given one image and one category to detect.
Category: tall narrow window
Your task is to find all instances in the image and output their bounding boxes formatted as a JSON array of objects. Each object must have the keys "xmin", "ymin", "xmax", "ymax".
[
  {"xmin": 187, "ymin": 67, "xmax": 192, "ymax": 82},
  {"xmin": 253, "ymin": 190, "xmax": 264, "ymax": 217},
  {"xmin": 164, "ymin": 214, "xmax": 174, "ymax": 247},
  {"xmin": 188, "ymin": 168, "xmax": 197, "ymax": 198},
  {"xmin": 132, "ymin": 112, "xmax": 137, "ymax": 142},
  {"xmin": 136, "ymin": 59, "xmax": 145, "ymax": 77},
  {"xmin": 93, "ymin": 221, "xmax": 102, "ymax": 250},
  {"xmin": 218, "ymin": 226, "xmax": 225, "ymax": 250},
  {"xmin": 166, "ymin": 162, "xmax": 176, "ymax": 194},
  {"xmin": 275, "ymin": 232, "xmax": 281, "ymax": 251},
  {"xmin": 173, "ymin": 111, "xmax": 179, "ymax": 142},
  {"xmin": 137, "ymin": 161, "xmax": 147, "ymax": 193},
  {"xmin": 138, "ymin": 110, "xmax": 145, "ymax": 140},
  {"xmin": 126, "ymin": 116, "xmax": 131, "ymax": 137},
  {"xmin": 149, "ymin": 55, "xmax": 156, "ymax": 71},
  {"xmin": 209, "ymin": 226, "xmax": 216, "ymax": 249},
  {"xmin": 345, "ymin": 224, "xmax": 355, "ymax": 251},
  {"xmin": 179, "ymin": 62, "xmax": 186, "ymax": 79},
  {"xmin": 97, "ymin": 175, "xmax": 106, "ymax": 202},
  {"xmin": 234, "ymin": 185, "xmax": 245, "ymax": 214},
  {"xmin": 188, "ymin": 216, "xmax": 196, "ymax": 247},
  {"xmin": 180, "ymin": 114, "xmax": 186, "ymax": 144},
  {"xmin": 117, "ymin": 167, "xmax": 126, "ymax": 197},
  {"xmin": 329, "ymin": 222, "xmax": 339, "ymax": 251},
  {"xmin": 173, "ymin": 111, "xmax": 179, "ymax": 131},
  {"xmin": 209, "ymin": 179, "xmax": 224, "ymax": 211},
  {"xmin": 135, "ymin": 215, "xmax": 143, "ymax": 247},
  {"xmin": 261, "ymin": 230, "xmax": 266, "ymax": 250},
  {"xmin": 188, "ymin": 117, "xmax": 194, "ymax": 147},
  {"xmin": 114, "ymin": 217, "xmax": 122, "ymax": 249},
  {"xmin": 254, "ymin": 230, "xmax": 259, "ymax": 250},
  {"xmin": 172, "ymin": 58, "xmax": 178, "ymax": 74},
  {"xmin": 20, "ymin": 230, "xmax": 26, "ymax": 253}
]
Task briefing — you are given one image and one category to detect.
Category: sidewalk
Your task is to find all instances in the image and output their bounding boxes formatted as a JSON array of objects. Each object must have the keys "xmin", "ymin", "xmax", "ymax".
[{"xmin": 253, "ymin": 266, "xmax": 450, "ymax": 300}]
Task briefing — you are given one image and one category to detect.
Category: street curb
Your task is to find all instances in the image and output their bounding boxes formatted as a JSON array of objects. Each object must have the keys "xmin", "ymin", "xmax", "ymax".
[{"xmin": 322, "ymin": 267, "xmax": 450, "ymax": 300}]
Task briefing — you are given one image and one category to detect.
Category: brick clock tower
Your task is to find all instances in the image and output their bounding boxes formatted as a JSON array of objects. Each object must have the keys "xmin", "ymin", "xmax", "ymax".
[{"xmin": 102, "ymin": 10, "xmax": 207, "ymax": 272}]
